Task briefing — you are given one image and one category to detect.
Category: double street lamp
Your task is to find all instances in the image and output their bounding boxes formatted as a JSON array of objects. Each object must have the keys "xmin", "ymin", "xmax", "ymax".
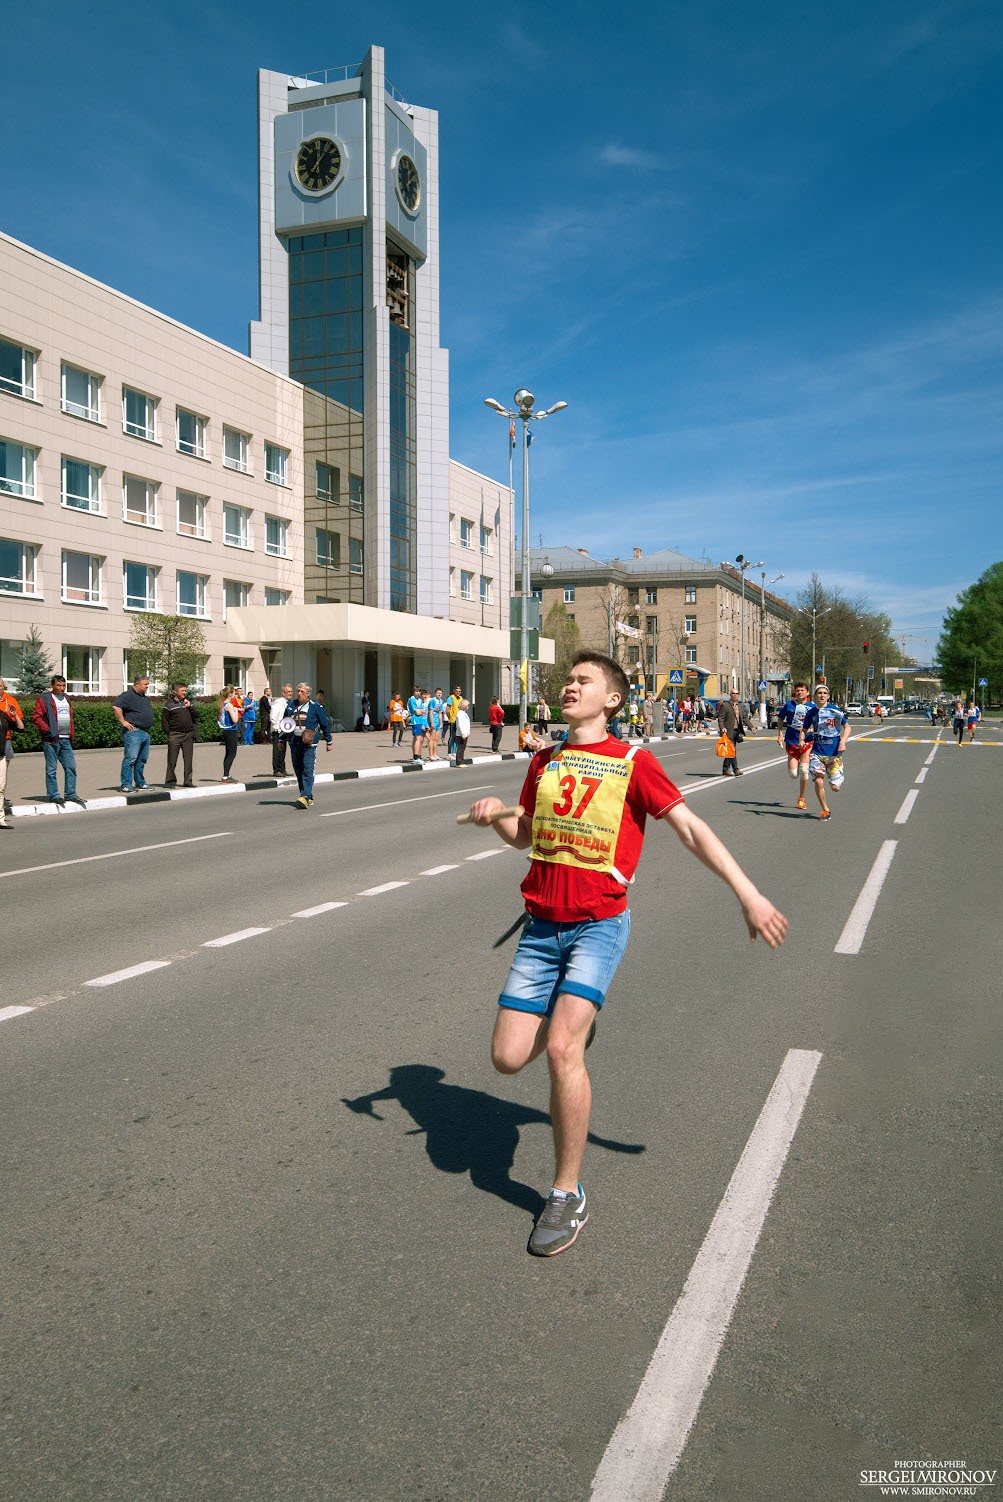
[
  {"xmin": 759, "ymin": 570, "xmax": 784, "ymax": 723},
  {"xmin": 730, "ymin": 553, "xmax": 762, "ymax": 703},
  {"xmin": 484, "ymin": 390, "xmax": 567, "ymax": 724}
]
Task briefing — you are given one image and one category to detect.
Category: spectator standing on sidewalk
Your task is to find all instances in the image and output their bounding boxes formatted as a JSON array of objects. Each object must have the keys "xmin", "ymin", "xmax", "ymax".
[
  {"xmin": 0, "ymin": 676, "xmax": 24, "ymax": 822},
  {"xmin": 269, "ymin": 683, "xmax": 293, "ymax": 775},
  {"xmin": 388, "ymin": 692, "xmax": 406, "ymax": 746},
  {"xmin": 113, "ymin": 675, "xmax": 154, "ymax": 792},
  {"xmin": 217, "ymin": 686, "xmax": 242, "ymax": 782},
  {"xmin": 452, "ymin": 699, "xmax": 471, "ymax": 767},
  {"xmin": 32, "ymin": 675, "xmax": 85, "ymax": 807},
  {"xmin": 162, "ymin": 683, "xmax": 198, "ymax": 787},
  {"xmin": 240, "ymin": 690, "xmax": 258, "ymax": 745},
  {"xmin": 488, "ymin": 696, "xmax": 505, "ymax": 752}
]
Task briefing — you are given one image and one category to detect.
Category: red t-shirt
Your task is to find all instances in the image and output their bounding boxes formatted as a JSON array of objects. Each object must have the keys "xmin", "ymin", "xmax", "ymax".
[{"xmin": 518, "ymin": 736, "xmax": 684, "ymax": 922}]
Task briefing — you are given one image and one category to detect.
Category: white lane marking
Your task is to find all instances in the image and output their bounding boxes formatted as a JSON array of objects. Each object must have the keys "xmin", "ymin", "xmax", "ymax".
[
  {"xmin": 834, "ymin": 840, "xmax": 898, "ymax": 955},
  {"xmin": 292, "ymin": 901, "xmax": 349, "ymax": 918},
  {"xmin": 465, "ymin": 849, "xmax": 505, "ymax": 861},
  {"xmin": 591, "ymin": 1048, "xmax": 823, "ymax": 1502},
  {"xmin": 358, "ymin": 881, "xmax": 410, "ymax": 896},
  {"xmin": 421, "ymin": 864, "xmax": 460, "ymax": 876},
  {"xmin": 0, "ymin": 832, "xmax": 230, "ymax": 881},
  {"xmin": 894, "ymin": 789, "xmax": 919, "ymax": 824},
  {"xmin": 85, "ymin": 960, "xmax": 172, "ymax": 988},
  {"xmin": 0, "ymin": 1005, "xmax": 36, "ymax": 1023},
  {"xmin": 203, "ymin": 928, "xmax": 270, "ymax": 947},
  {"xmin": 915, "ymin": 767, "xmax": 928, "ymax": 784},
  {"xmin": 320, "ymin": 784, "xmax": 494, "ymax": 817},
  {"xmin": 924, "ymin": 746, "xmax": 938, "ymax": 766}
]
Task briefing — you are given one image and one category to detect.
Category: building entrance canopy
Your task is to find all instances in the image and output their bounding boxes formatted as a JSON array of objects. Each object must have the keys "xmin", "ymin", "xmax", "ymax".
[{"xmin": 228, "ymin": 602, "xmax": 553, "ymax": 664}]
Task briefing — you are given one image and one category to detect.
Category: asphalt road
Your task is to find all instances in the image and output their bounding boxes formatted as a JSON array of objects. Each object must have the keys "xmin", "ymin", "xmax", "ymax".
[{"xmin": 2, "ymin": 716, "xmax": 1000, "ymax": 1501}]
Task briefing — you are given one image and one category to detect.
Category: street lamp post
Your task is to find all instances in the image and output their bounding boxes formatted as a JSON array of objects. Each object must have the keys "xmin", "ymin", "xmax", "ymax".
[
  {"xmin": 484, "ymin": 390, "xmax": 567, "ymax": 725},
  {"xmin": 759, "ymin": 570, "xmax": 784, "ymax": 724},
  {"xmin": 732, "ymin": 553, "xmax": 763, "ymax": 704}
]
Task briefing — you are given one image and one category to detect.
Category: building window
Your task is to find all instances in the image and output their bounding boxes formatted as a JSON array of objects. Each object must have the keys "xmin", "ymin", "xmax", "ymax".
[
  {"xmin": 61, "ymin": 364, "xmax": 101, "ymax": 422},
  {"xmin": 61, "ymin": 550, "xmax": 103, "ymax": 606},
  {"xmin": 123, "ymin": 387, "xmax": 157, "ymax": 441},
  {"xmin": 177, "ymin": 489, "xmax": 209, "ymax": 539},
  {"xmin": 63, "ymin": 645, "xmax": 101, "ymax": 695},
  {"xmin": 265, "ymin": 587, "xmax": 290, "ymax": 607},
  {"xmin": 223, "ymin": 503, "xmax": 251, "ymax": 549},
  {"xmin": 0, "ymin": 339, "xmax": 37, "ymax": 400},
  {"xmin": 460, "ymin": 570, "xmax": 473, "ymax": 601},
  {"xmin": 449, "ymin": 567, "xmax": 456, "ymax": 597},
  {"xmin": 685, "ymin": 586, "xmax": 697, "ymax": 604},
  {"xmin": 316, "ymin": 528, "xmax": 340, "ymax": 568},
  {"xmin": 0, "ymin": 438, "xmax": 37, "ymax": 499},
  {"xmin": 479, "ymin": 576, "xmax": 492, "ymax": 605},
  {"xmin": 564, "ymin": 587, "xmax": 576, "ymax": 603},
  {"xmin": 685, "ymin": 645, "xmax": 697, "ymax": 665},
  {"xmin": 685, "ymin": 615, "xmax": 697, "ymax": 634},
  {"xmin": 480, "ymin": 525, "xmax": 493, "ymax": 556},
  {"xmin": 265, "ymin": 515, "xmax": 289, "ymax": 557},
  {"xmin": 349, "ymin": 474, "xmax": 363, "ymax": 512},
  {"xmin": 177, "ymin": 570, "xmax": 209, "ymax": 619},
  {"xmin": 628, "ymin": 588, "xmax": 639, "ymax": 606},
  {"xmin": 460, "ymin": 518, "xmax": 473, "ymax": 549},
  {"xmin": 349, "ymin": 537, "xmax": 363, "ymax": 575},
  {"xmin": 123, "ymin": 474, "xmax": 158, "ymax": 527},
  {"xmin": 646, "ymin": 587, "xmax": 658, "ymax": 605},
  {"xmin": 223, "ymin": 579, "xmax": 250, "ymax": 621},
  {"xmin": 316, "ymin": 461, "xmax": 338, "ymax": 502},
  {"xmin": 646, "ymin": 615, "xmax": 657, "ymax": 636},
  {"xmin": 265, "ymin": 442, "xmax": 288, "ymax": 486},
  {"xmin": 61, "ymin": 456, "xmax": 101, "ymax": 513},
  {"xmin": 222, "ymin": 658, "xmax": 251, "ymax": 694},
  {"xmin": 531, "ymin": 586, "xmax": 543, "ymax": 602},
  {"xmin": 0, "ymin": 538, "xmax": 40, "ymax": 596},
  {"xmin": 176, "ymin": 408, "xmax": 208, "ymax": 458},
  {"xmin": 124, "ymin": 561, "xmax": 158, "ymax": 612},
  {"xmin": 222, "ymin": 426, "xmax": 251, "ymax": 473}
]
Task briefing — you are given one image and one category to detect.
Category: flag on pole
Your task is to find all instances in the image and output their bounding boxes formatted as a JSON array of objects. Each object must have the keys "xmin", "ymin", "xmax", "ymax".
[
  {"xmin": 509, "ymin": 420, "xmax": 515, "ymax": 450},
  {"xmin": 526, "ymin": 431, "xmax": 534, "ymax": 448},
  {"xmin": 519, "ymin": 659, "xmax": 528, "ymax": 694}
]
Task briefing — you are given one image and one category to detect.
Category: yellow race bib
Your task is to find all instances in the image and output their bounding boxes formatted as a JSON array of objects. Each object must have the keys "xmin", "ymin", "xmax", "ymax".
[{"xmin": 531, "ymin": 749, "xmax": 635, "ymax": 873}]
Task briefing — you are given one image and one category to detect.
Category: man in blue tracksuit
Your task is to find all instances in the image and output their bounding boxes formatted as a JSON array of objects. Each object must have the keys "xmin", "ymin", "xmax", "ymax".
[{"xmin": 286, "ymin": 682, "xmax": 332, "ymax": 808}]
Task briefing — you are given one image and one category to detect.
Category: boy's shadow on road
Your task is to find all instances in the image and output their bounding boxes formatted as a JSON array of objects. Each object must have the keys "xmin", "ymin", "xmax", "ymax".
[
  {"xmin": 342, "ymin": 1064, "xmax": 645, "ymax": 1218},
  {"xmin": 737, "ymin": 800, "xmax": 813, "ymax": 819}
]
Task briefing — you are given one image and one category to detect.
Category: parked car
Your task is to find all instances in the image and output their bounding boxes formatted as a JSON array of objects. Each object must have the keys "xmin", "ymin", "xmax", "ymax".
[{"xmin": 845, "ymin": 701, "xmax": 865, "ymax": 716}]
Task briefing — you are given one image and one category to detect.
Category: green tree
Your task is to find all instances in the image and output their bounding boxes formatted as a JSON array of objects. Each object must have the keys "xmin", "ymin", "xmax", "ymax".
[
  {"xmin": 19, "ymin": 625, "xmax": 56, "ymax": 696},
  {"xmin": 538, "ymin": 602, "xmax": 583, "ymax": 708},
  {"xmin": 788, "ymin": 575, "xmax": 896, "ymax": 700},
  {"xmin": 937, "ymin": 562, "xmax": 1003, "ymax": 699},
  {"xmin": 127, "ymin": 614, "xmax": 208, "ymax": 694}
]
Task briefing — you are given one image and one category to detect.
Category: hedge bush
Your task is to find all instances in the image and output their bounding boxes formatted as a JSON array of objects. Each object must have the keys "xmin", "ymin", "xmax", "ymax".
[{"xmin": 11, "ymin": 698, "xmax": 225, "ymax": 753}]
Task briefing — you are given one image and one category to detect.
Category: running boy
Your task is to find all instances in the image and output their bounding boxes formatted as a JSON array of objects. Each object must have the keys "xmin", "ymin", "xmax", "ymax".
[
  {"xmin": 777, "ymin": 682, "xmax": 818, "ymax": 810},
  {"xmin": 808, "ymin": 685, "xmax": 850, "ymax": 820},
  {"xmin": 465, "ymin": 651, "xmax": 788, "ymax": 1257}
]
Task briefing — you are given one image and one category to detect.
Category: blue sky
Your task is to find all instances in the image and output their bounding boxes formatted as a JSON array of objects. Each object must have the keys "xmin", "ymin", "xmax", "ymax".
[{"xmin": 4, "ymin": 0, "xmax": 1000, "ymax": 660}]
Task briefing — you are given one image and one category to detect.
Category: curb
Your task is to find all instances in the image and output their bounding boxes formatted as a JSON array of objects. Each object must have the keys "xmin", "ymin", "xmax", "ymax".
[{"xmin": 5, "ymin": 734, "xmax": 690, "ymax": 819}]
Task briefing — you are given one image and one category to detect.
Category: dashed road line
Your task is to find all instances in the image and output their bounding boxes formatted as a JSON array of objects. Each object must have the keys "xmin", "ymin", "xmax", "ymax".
[
  {"xmin": 85, "ymin": 960, "xmax": 172, "ymax": 988},
  {"xmin": 203, "ymin": 927, "xmax": 271, "ymax": 947},
  {"xmin": 292, "ymin": 900, "xmax": 349, "ymax": 918},
  {"xmin": 421, "ymin": 864, "xmax": 460, "ymax": 876},
  {"xmin": 358, "ymin": 881, "xmax": 410, "ymax": 896},
  {"xmin": 0, "ymin": 1005, "xmax": 36, "ymax": 1022},
  {"xmin": 465, "ymin": 849, "xmax": 505, "ymax": 861},
  {"xmin": 591, "ymin": 1048, "xmax": 823, "ymax": 1502},
  {"xmin": 894, "ymin": 788, "xmax": 919, "ymax": 824},
  {"xmin": 834, "ymin": 841, "xmax": 898, "ymax": 955}
]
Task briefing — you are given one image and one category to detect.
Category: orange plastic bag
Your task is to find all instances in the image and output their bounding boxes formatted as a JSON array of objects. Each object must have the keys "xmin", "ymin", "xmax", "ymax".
[{"xmin": 716, "ymin": 734, "xmax": 735, "ymax": 758}]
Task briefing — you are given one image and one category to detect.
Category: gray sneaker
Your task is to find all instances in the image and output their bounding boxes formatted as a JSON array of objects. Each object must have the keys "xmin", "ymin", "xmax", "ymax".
[{"xmin": 528, "ymin": 1184, "xmax": 588, "ymax": 1257}]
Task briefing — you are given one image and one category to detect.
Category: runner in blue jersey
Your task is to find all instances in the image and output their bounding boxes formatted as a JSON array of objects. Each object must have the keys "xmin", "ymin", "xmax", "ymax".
[
  {"xmin": 407, "ymin": 687, "xmax": 429, "ymax": 763},
  {"xmin": 776, "ymin": 681, "xmax": 818, "ymax": 810},
  {"xmin": 808, "ymin": 684, "xmax": 850, "ymax": 821}
]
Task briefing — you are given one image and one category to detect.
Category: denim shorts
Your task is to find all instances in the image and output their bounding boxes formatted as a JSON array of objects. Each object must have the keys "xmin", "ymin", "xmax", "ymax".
[{"xmin": 498, "ymin": 911, "xmax": 631, "ymax": 1015}]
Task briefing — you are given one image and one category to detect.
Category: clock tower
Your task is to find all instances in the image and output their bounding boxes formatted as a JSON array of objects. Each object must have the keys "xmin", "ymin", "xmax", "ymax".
[{"xmin": 250, "ymin": 46, "xmax": 448, "ymax": 619}]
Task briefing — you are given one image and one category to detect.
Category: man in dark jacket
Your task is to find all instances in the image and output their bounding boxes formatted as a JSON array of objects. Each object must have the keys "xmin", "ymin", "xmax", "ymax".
[
  {"xmin": 287, "ymin": 682, "xmax": 332, "ymax": 808},
  {"xmin": 32, "ymin": 675, "xmax": 85, "ymax": 806},
  {"xmin": 112, "ymin": 675, "xmax": 154, "ymax": 793},
  {"xmin": 717, "ymin": 690, "xmax": 754, "ymax": 777},
  {"xmin": 162, "ymin": 683, "xmax": 199, "ymax": 787}
]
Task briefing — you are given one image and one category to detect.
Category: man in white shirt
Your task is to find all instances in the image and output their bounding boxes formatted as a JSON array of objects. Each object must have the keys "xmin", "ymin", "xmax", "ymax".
[{"xmin": 269, "ymin": 683, "xmax": 294, "ymax": 775}]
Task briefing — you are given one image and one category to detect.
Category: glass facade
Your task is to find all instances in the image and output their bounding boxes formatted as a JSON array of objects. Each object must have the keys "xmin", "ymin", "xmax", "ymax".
[
  {"xmin": 388, "ymin": 249, "xmax": 416, "ymax": 612},
  {"xmin": 287, "ymin": 228, "xmax": 367, "ymax": 606}
]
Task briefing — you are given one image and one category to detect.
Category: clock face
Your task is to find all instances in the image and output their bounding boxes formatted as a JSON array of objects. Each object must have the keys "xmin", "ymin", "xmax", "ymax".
[
  {"xmin": 396, "ymin": 154, "xmax": 421, "ymax": 214},
  {"xmin": 295, "ymin": 137, "xmax": 342, "ymax": 194}
]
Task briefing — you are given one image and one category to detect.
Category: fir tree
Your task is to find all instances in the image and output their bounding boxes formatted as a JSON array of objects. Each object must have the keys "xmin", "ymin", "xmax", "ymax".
[{"xmin": 19, "ymin": 625, "xmax": 56, "ymax": 696}]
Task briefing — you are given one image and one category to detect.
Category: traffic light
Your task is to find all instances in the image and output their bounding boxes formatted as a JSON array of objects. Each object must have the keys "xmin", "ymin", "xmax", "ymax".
[{"xmin": 862, "ymin": 640, "xmax": 869, "ymax": 654}]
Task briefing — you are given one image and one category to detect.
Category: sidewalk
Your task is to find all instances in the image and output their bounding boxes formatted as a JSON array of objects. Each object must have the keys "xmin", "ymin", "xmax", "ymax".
[
  {"xmin": 4, "ymin": 726, "xmax": 699, "ymax": 819},
  {"xmin": 3, "ymin": 728, "xmax": 533, "ymax": 819}
]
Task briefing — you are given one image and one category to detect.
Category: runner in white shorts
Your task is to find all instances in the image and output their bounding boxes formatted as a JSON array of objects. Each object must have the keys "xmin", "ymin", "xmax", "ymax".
[{"xmin": 808, "ymin": 684, "xmax": 850, "ymax": 821}]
